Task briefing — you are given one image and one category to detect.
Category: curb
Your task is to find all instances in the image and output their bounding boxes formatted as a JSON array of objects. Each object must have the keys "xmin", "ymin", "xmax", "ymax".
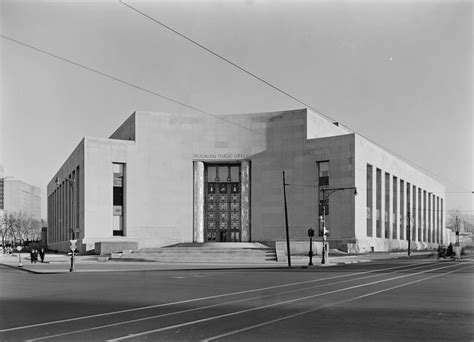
[{"xmin": 0, "ymin": 262, "xmax": 45, "ymax": 274}]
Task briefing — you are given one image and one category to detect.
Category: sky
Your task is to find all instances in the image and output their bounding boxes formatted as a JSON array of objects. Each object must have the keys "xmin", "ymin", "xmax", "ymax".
[{"xmin": 0, "ymin": 0, "xmax": 472, "ymax": 220}]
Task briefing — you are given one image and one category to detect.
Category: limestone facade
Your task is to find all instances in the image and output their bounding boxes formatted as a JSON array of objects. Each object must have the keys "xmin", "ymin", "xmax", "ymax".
[{"xmin": 47, "ymin": 109, "xmax": 446, "ymax": 253}]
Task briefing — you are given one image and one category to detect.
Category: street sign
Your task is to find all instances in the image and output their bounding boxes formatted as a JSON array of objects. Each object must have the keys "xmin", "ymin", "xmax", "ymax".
[
  {"xmin": 70, "ymin": 239, "xmax": 77, "ymax": 245},
  {"xmin": 16, "ymin": 246, "xmax": 22, "ymax": 252}
]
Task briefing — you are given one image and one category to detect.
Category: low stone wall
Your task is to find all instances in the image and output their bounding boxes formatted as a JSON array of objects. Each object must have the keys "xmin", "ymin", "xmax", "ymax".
[
  {"xmin": 47, "ymin": 239, "xmax": 85, "ymax": 254},
  {"xmin": 275, "ymin": 240, "xmax": 324, "ymax": 261},
  {"xmin": 94, "ymin": 241, "xmax": 138, "ymax": 255}
]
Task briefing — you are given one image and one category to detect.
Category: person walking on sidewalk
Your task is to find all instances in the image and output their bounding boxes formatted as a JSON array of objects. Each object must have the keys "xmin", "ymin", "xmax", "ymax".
[
  {"xmin": 39, "ymin": 248, "xmax": 45, "ymax": 263},
  {"xmin": 32, "ymin": 249, "xmax": 38, "ymax": 263}
]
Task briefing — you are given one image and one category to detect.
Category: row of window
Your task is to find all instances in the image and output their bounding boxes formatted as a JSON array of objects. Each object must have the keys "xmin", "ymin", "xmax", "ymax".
[
  {"xmin": 47, "ymin": 167, "xmax": 80, "ymax": 244},
  {"xmin": 113, "ymin": 163, "xmax": 125, "ymax": 236},
  {"xmin": 366, "ymin": 164, "xmax": 444, "ymax": 243},
  {"xmin": 0, "ymin": 178, "xmax": 3, "ymax": 209}
]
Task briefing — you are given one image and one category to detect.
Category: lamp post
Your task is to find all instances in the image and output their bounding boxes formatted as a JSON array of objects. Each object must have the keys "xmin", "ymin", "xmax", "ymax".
[
  {"xmin": 55, "ymin": 175, "xmax": 77, "ymax": 272},
  {"xmin": 319, "ymin": 187, "xmax": 357, "ymax": 264},
  {"xmin": 16, "ymin": 245, "xmax": 23, "ymax": 267},
  {"xmin": 307, "ymin": 227, "xmax": 315, "ymax": 266}
]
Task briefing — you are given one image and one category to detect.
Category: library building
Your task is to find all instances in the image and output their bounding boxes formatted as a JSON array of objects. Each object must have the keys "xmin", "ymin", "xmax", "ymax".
[{"xmin": 47, "ymin": 108, "xmax": 447, "ymax": 253}]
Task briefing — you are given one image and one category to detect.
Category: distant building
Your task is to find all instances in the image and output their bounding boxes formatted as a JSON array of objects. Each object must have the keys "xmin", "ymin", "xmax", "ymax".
[
  {"xmin": 4, "ymin": 179, "xmax": 42, "ymax": 221},
  {"xmin": 48, "ymin": 109, "xmax": 447, "ymax": 253},
  {"xmin": 0, "ymin": 164, "xmax": 4, "ymax": 213}
]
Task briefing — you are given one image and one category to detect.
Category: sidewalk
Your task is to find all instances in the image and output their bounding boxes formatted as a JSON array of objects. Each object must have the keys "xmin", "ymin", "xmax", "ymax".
[{"xmin": 0, "ymin": 251, "xmax": 435, "ymax": 274}]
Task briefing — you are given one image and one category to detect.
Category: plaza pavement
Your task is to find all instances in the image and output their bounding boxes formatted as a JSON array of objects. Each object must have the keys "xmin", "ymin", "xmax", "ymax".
[{"xmin": 0, "ymin": 250, "xmax": 436, "ymax": 274}]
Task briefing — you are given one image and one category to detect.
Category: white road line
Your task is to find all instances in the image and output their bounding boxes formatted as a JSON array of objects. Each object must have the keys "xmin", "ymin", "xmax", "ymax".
[
  {"xmin": 107, "ymin": 262, "xmax": 465, "ymax": 341},
  {"xmin": 24, "ymin": 262, "xmax": 437, "ymax": 341},
  {"xmin": 1, "ymin": 261, "xmax": 428, "ymax": 333},
  {"xmin": 202, "ymin": 264, "xmax": 474, "ymax": 341}
]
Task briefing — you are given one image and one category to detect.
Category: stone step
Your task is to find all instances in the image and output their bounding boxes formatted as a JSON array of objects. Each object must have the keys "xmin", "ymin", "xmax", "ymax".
[
  {"xmin": 122, "ymin": 255, "xmax": 276, "ymax": 262},
  {"xmin": 113, "ymin": 245, "xmax": 277, "ymax": 263},
  {"xmin": 158, "ymin": 242, "xmax": 271, "ymax": 249},
  {"xmin": 136, "ymin": 248, "xmax": 274, "ymax": 254}
]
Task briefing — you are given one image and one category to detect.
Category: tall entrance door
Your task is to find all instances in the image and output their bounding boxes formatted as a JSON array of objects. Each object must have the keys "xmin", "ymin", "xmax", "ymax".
[{"xmin": 205, "ymin": 164, "xmax": 241, "ymax": 242}]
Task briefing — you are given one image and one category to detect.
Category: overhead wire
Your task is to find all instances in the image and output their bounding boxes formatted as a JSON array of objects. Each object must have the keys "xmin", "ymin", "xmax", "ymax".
[
  {"xmin": 119, "ymin": 0, "xmax": 472, "ymax": 194},
  {"xmin": 0, "ymin": 34, "xmax": 264, "ymax": 137},
  {"xmin": 119, "ymin": 0, "xmax": 334, "ymax": 123}
]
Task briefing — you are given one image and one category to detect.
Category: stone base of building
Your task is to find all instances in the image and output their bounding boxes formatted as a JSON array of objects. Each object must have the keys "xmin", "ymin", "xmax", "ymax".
[
  {"xmin": 94, "ymin": 241, "xmax": 138, "ymax": 255},
  {"xmin": 349, "ymin": 238, "xmax": 439, "ymax": 253}
]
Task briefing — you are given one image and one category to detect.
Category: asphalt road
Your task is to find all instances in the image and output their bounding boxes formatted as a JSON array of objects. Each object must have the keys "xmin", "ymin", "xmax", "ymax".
[{"xmin": 0, "ymin": 257, "xmax": 472, "ymax": 341}]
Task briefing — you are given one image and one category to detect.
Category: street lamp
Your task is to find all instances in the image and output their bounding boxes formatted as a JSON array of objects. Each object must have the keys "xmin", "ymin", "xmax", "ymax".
[
  {"xmin": 307, "ymin": 227, "xmax": 315, "ymax": 266},
  {"xmin": 55, "ymin": 175, "xmax": 77, "ymax": 272},
  {"xmin": 319, "ymin": 187, "xmax": 357, "ymax": 264},
  {"xmin": 16, "ymin": 245, "xmax": 23, "ymax": 267}
]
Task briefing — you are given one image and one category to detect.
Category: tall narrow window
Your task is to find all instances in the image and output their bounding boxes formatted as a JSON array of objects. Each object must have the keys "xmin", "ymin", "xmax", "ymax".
[
  {"xmin": 318, "ymin": 161, "xmax": 329, "ymax": 186},
  {"xmin": 366, "ymin": 164, "xmax": 373, "ymax": 237},
  {"xmin": 376, "ymin": 168, "xmax": 382, "ymax": 238},
  {"xmin": 418, "ymin": 188, "xmax": 422, "ymax": 242},
  {"xmin": 439, "ymin": 198, "xmax": 444, "ymax": 243},
  {"xmin": 385, "ymin": 172, "xmax": 390, "ymax": 239},
  {"xmin": 0, "ymin": 177, "xmax": 4, "ymax": 210},
  {"xmin": 423, "ymin": 190, "xmax": 427, "ymax": 242},
  {"xmin": 428, "ymin": 193, "xmax": 431, "ymax": 243},
  {"xmin": 392, "ymin": 176, "xmax": 397, "ymax": 239},
  {"xmin": 412, "ymin": 185, "xmax": 417, "ymax": 241},
  {"xmin": 400, "ymin": 180, "xmax": 404, "ymax": 240},
  {"xmin": 75, "ymin": 166, "xmax": 80, "ymax": 238},
  {"xmin": 406, "ymin": 182, "xmax": 411, "ymax": 241},
  {"xmin": 113, "ymin": 163, "xmax": 125, "ymax": 236},
  {"xmin": 318, "ymin": 161, "xmax": 329, "ymax": 237},
  {"xmin": 432, "ymin": 195, "xmax": 436, "ymax": 243}
]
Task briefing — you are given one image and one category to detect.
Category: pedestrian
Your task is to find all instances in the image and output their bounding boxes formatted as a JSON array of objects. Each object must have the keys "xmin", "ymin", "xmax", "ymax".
[
  {"xmin": 447, "ymin": 243, "xmax": 453, "ymax": 258},
  {"xmin": 33, "ymin": 249, "xmax": 38, "ymax": 263},
  {"xmin": 30, "ymin": 249, "xmax": 34, "ymax": 263},
  {"xmin": 39, "ymin": 248, "xmax": 45, "ymax": 263}
]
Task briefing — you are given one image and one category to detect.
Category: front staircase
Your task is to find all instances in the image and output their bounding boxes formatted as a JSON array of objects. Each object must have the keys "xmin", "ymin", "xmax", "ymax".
[{"xmin": 112, "ymin": 242, "xmax": 277, "ymax": 263}]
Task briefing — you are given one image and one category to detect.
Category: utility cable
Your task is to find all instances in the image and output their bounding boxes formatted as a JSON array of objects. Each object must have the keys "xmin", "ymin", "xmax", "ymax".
[
  {"xmin": 0, "ymin": 34, "xmax": 263, "ymax": 136},
  {"xmin": 119, "ymin": 0, "xmax": 334, "ymax": 123},
  {"xmin": 119, "ymin": 0, "xmax": 471, "ymax": 193}
]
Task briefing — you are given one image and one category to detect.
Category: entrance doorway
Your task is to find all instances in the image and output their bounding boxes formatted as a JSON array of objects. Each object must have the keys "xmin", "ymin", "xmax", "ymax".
[{"xmin": 205, "ymin": 164, "xmax": 241, "ymax": 242}]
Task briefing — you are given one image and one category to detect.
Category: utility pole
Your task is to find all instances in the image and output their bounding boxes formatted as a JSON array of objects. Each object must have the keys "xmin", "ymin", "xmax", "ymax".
[
  {"xmin": 282, "ymin": 171, "xmax": 291, "ymax": 268},
  {"xmin": 455, "ymin": 215, "xmax": 460, "ymax": 246}
]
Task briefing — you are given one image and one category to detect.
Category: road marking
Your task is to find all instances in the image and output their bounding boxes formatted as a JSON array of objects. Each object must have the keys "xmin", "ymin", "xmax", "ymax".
[
  {"xmin": 107, "ymin": 262, "xmax": 466, "ymax": 341},
  {"xmin": 2, "ymin": 261, "xmax": 430, "ymax": 333},
  {"xmin": 202, "ymin": 264, "xmax": 474, "ymax": 341},
  {"xmin": 24, "ymin": 262, "xmax": 438, "ymax": 341}
]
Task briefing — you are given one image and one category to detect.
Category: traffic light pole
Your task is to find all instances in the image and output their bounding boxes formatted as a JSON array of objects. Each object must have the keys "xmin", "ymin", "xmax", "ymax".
[
  {"xmin": 321, "ymin": 205, "xmax": 328, "ymax": 264},
  {"xmin": 319, "ymin": 187, "xmax": 357, "ymax": 265}
]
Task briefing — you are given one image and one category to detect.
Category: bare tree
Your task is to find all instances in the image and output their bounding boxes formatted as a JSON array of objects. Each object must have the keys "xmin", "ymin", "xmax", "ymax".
[
  {"xmin": 14, "ymin": 212, "xmax": 41, "ymax": 242},
  {"xmin": 447, "ymin": 210, "xmax": 463, "ymax": 232},
  {"xmin": 1, "ymin": 212, "xmax": 42, "ymax": 246},
  {"xmin": 1, "ymin": 213, "xmax": 17, "ymax": 246},
  {"xmin": 0, "ymin": 214, "xmax": 9, "ymax": 247}
]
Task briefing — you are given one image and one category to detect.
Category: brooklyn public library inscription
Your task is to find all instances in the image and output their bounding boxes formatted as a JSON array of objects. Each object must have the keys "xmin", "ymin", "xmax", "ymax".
[{"xmin": 193, "ymin": 153, "xmax": 251, "ymax": 160}]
